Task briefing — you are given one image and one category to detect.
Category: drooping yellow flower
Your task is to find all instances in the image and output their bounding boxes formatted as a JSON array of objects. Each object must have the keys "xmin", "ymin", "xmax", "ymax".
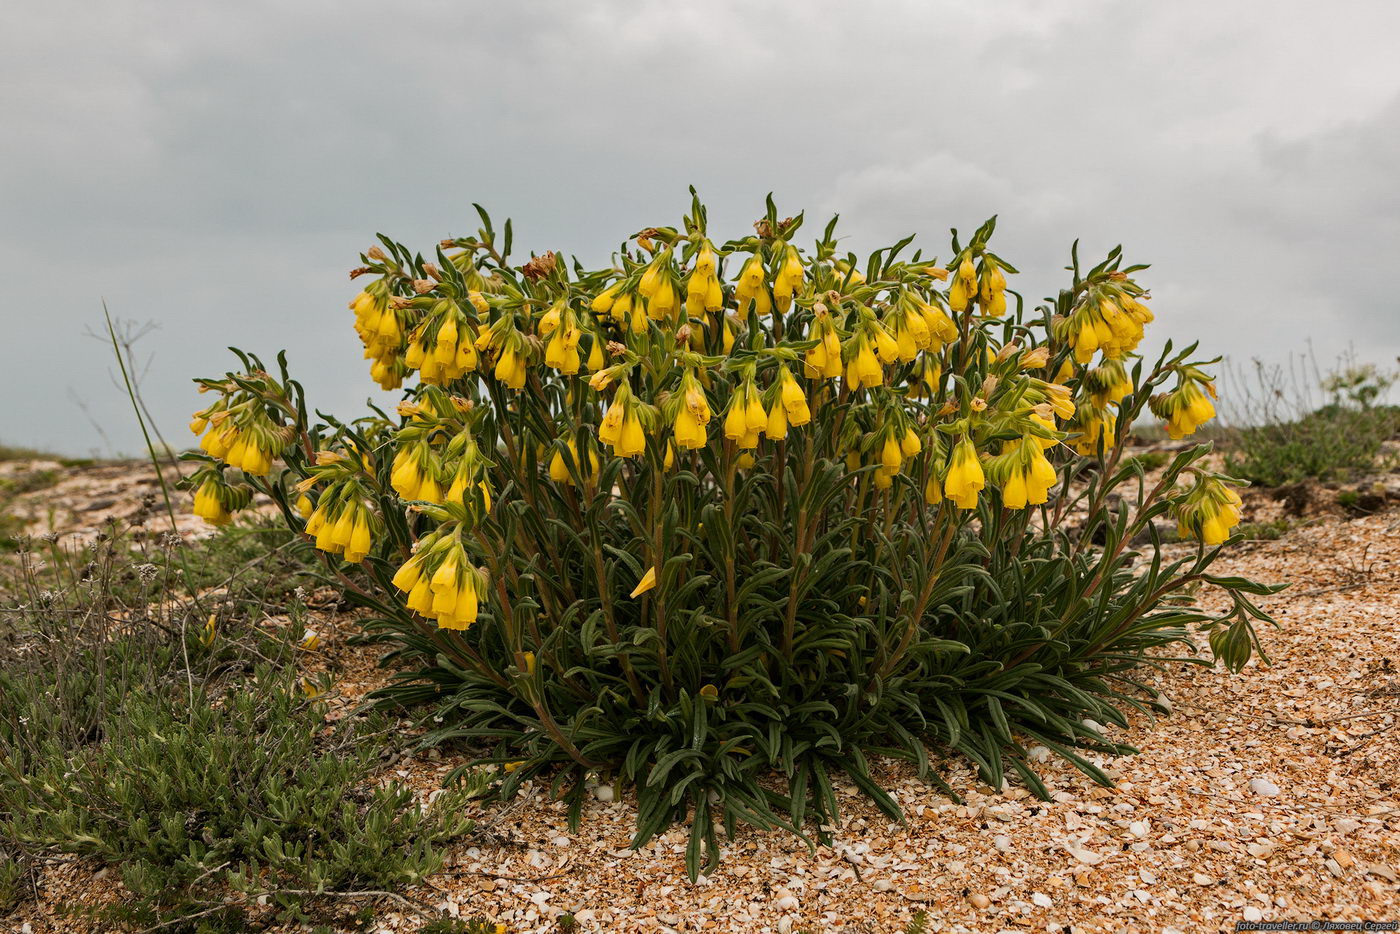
[
  {"xmin": 948, "ymin": 256, "xmax": 976, "ymax": 312},
  {"xmin": 734, "ymin": 253, "xmax": 770, "ymax": 315},
  {"xmin": 943, "ymin": 437, "xmax": 985, "ymax": 510},
  {"xmin": 591, "ymin": 282, "xmax": 622, "ymax": 315},
  {"xmin": 766, "ymin": 401, "xmax": 789, "ymax": 441},
  {"xmin": 924, "ymin": 469, "xmax": 944, "ymax": 505},
  {"xmin": 549, "ymin": 440, "xmax": 599, "ymax": 485},
  {"xmin": 845, "ymin": 335, "xmax": 883, "ymax": 389},
  {"xmin": 772, "ymin": 243, "xmax": 804, "ymax": 311},
  {"xmin": 1071, "ymin": 404, "xmax": 1118, "ymax": 455},
  {"xmin": 778, "ymin": 367, "xmax": 810, "ymax": 426},
  {"xmin": 544, "ymin": 324, "xmax": 582, "ymax": 376},
  {"xmin": 192, "ymin": 477, "xmax": 234, "ymax": 526},
  {"xmin": 674, "ymin": 405, "xmax": 708, "ymax": 449},
  {"xmin": 1151, "ymin": 375, "xmax": 1217, "ymax": 440},
  {"xmin": 976, "ymin": 256, "xmax": 1008, "ymax": 317},
  {"xmin": 493, "ymin": 344, "xmax": 528, "ymax": 390},
  {"xmin": 686, "ymin": 240, "xmax": 724, "ymax": 316},
  {"xmin": 1175, "ymin": 475, "xmax": 1244, "ymax": 546}
]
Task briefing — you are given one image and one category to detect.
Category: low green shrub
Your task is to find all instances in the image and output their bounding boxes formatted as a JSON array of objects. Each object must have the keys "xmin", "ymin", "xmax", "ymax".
[
  {"xmin": 0, "ymin": 524, "xmax": 479, "ymax": 931},
  {"xmin": 1223, "ymin": 355, "xmax": 1398, "ymax": 487},
  {"xmin": 1226, "ymin": 406, "xmax": 1398, "ymax": 487},
  {"xmin": 5, "ymin": 666, "xmax": 476, "ymax": 930}
]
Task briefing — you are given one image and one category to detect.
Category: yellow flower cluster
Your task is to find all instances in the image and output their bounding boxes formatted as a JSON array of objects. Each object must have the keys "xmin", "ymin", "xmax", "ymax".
[
  {"xmin": 1150, "ymin": 370, "xmax": 1217, "ymax": 440},
  {"xmin": 191, "ymin": 397, "xmax": 287, "ymax": 477},
  {"xmin": 351, "ymin": 285, "xmax": 409, "ymax": 390},
  {"xmin": 942, "ymin": 437, "xmax": 986, "ymax": 509},
  {"xmin": 388, "ymin": 398, "xmax": 493, "ymax": 510},
  {"xmin": 293, "ymin": 450, "xmax": 380, "ymax": 563},
  {"xmin": 305, "ymin": 495, "xmax": 374, "ymax": 564},
  {"xmin": 1175, "ymin": 473, "xmax": 1243, "ymax": 545},
  {"xmin": 1059, "ymin": 287, "xmax": 1155, "ymax": 364},
  {"xmin": 406, "ymin": 300, "xmax": 479, "ymax": 385},
  {"xmin": 946, "ymin": 253, "xmax": 1009, "ymax": 316},
  {"xmin": 599, "ymin": 384, "xmax": 649, "ymax": 458},
  {"xmin": 191, "ymin": 474, "xmax": 250, "ymax": 526},
  {"xmin": 391, "ymin": 530, "xmax": 484, "ymax": 630},
  {"xmin": 993, "ymin": 438, "xmax": 1059, "ymax": 509}
]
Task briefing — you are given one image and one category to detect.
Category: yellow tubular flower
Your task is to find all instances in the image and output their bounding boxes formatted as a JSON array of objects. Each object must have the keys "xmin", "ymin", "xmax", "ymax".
[
  {"xmin": 744, "ymin": 383, "xmax": 768, "ymax": 437},
  {"xmin": 391, "ymin": 554, "xmax": 423, "ymax": 593},
  {"xmin": 618, "ymin": 408, "xmax": 647, "ymax": 458},
  {"xmin": 192, "ymin": 478, "xmax": 232, "ymax": 526},
  {"xmin": 872, "ymin": 324, "xmax": 900, "ymax": 365},
  {"xmin": 734, "ymin": 254, "xmax": 768, "ymax": 314},
  {"xmin": 586, "ymin": 334, "xmax": 606, "ymax": 371},
  {"xmin": 924, "ymin": 469, "xmax": 944, "ymax": 505},
  {"xmin": 766, "ymin": 401, "xmax": 789, "ymax": 441},
  {"xmin": 686, "ymin": 240, "xmax": 722, "ymax": 315},
  {"xmin": 549, "ymin": 440, "xmax": 597, "ymax": 484},
  {"xmin": 723, "ymin": 396, "xmax": 748, "ymax": 442},
  {"xmin": 599, "ymin": 397, "xmax": 626, "ymax": 450},
  {"xmin": 1176, "ymin": 475, "xmax": 1244, "ymax": 546},
  {"xmin": 880, "ymin": 435, "xmax": 903, "ymax": 472},
  {"xmin": 1072, "ymin": 405, "xmax": 1117, "ymax": 455},
  {"xmin": 1151, "ymin": 375, "xmax": 1218, "ymax": 440},
  {"xmin": 345, "ymin": 509, "xmax": 372, "ymax": 563},
  {"xmin": 1002, "ymin": 467, "xmax": 1029, "ymax": 509},
  {"xmin": 494, "ymin": 345, "xmax": 528, "ymax": 390},
  {"xmin": 773, "ymin": 244, "xmax": 804, "ymax": 311},
  {"xmin": 847, "ymin": 336, "xmax": 883, "ymax": 389},
  {"xmin": 943, "ymin": 438, "xmax": 985, "ymax": 510},
  {"xmin": 630, "ymin": 566, "xmax": 657, "ymax": 598},
  {"xmin": 779, "ymin": 368, "xmax": 810, "ymax": 425},
  {"xmin": 591, "ymin": 282, "xmax": 621, "ymax": 315},
  {"xmin": 1027, "ymin": 445, "xmax": 1058, "ymax": 503},
  {"xmin": 544, "ymin": 326, "xmax": 582, "ymax": 376},
  {"xmin": 675, "ymin": 406, "xmax": 708, "ymax": 449}
]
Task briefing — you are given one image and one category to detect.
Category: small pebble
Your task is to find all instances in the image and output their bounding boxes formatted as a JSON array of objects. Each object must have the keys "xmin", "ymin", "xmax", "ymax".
[
  {"xmin": 968, "ymin": 892, "xmax": 991, "ymax": 909},
  {"xmin": 1249, "ymin": 778, "xmax": 1280, "ymax": 797}
]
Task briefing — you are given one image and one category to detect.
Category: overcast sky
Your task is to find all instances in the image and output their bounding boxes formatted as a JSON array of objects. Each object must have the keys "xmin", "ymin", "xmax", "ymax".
[{"xmin": 3, "ymin": 0, "xmax": 1398, "ymax": 456}]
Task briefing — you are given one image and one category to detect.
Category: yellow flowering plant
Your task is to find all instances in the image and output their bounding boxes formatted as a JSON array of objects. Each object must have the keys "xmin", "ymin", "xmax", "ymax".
[{"xmin": 186, "ymin": 194, "xmax": 1278, "ymax": 879}]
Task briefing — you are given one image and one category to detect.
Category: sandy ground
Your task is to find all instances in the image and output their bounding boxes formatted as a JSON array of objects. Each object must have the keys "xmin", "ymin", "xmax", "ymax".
[{"xmin": 5, "ymin": 458, "xmax": 1399, "ymax": 933}]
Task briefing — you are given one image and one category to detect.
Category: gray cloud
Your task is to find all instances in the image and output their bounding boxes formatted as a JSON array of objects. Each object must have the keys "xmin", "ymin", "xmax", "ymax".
[{"xmin": 2, "ymin": 0, "xmax": 1398, "ymax": 455}]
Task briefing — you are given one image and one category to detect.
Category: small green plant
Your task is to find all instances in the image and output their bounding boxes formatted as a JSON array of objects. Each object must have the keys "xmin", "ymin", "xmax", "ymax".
[
  {"xmin": 1120, "ymin": 449, "xmax": 1169, "ymax": 473},
  {"xmin": 6, "ymin": 669, "xmax": 476, "ymax": 929},
  {"xmin": 0, "ymin": 524, "xmax": 478, "ymax": 930},
  {"xmin": 1223, "ymin": 352, "xmax": 1399, "ymax": 487},
  {"xmin": 1235, "ymin": 517, "xmax": 1295, "ymax": 541},
  {"xmin": 0, "ymin": 851, "xmax": 23, "ymax": 915}
]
